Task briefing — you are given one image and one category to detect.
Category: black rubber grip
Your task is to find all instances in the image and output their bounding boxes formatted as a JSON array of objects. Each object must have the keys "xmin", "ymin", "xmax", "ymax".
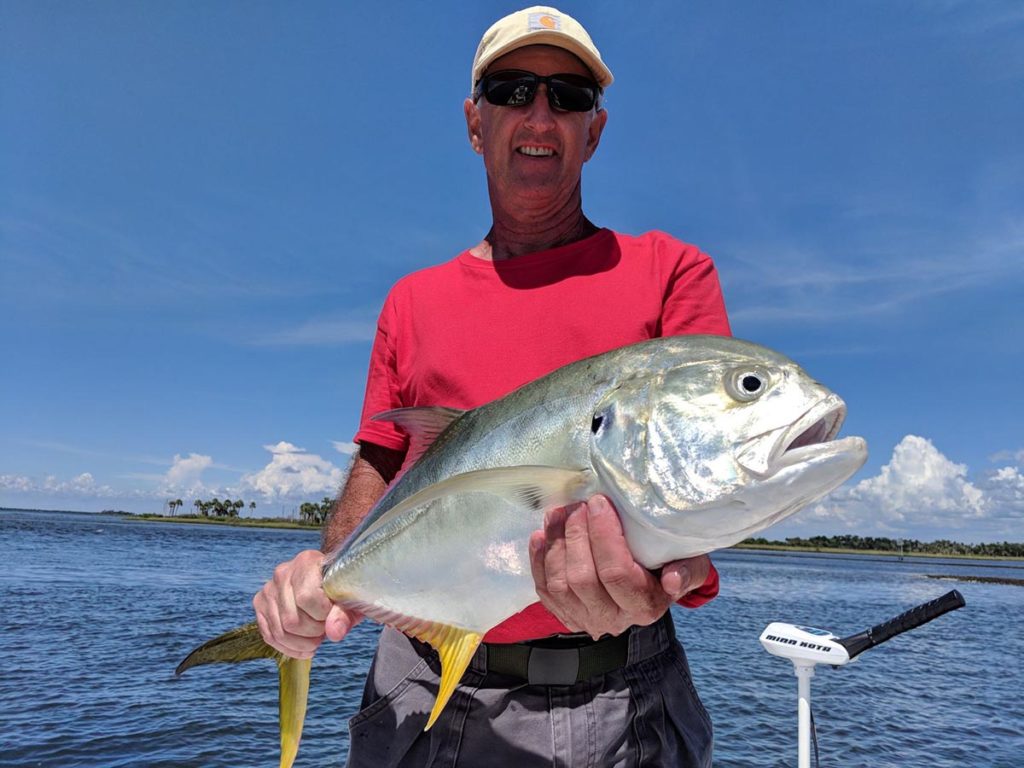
[{"xmin": 838, "ymin": 590, "xmax": 966, "ymax": 660}]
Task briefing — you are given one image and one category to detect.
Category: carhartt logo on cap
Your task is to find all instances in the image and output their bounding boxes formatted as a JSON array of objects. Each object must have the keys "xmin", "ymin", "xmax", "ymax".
[{"xmin": 528, "ymin": 12, "xmax": 560, "ymax": 31}]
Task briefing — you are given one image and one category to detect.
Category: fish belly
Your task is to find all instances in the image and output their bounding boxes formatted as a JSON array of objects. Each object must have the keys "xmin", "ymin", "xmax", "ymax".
[{"xmin": 325, "ymin": 492, "xmax": 541, "ymax": 633}]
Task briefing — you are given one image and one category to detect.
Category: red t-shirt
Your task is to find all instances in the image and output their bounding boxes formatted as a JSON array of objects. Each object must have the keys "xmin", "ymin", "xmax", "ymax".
[{"xmin": 354, "ymin": 228, "xmax": 731, "ymax": 642}]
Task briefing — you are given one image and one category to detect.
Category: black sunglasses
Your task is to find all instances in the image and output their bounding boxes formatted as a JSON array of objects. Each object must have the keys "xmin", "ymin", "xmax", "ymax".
[{"xmin": 473, "ymin": 69, "xmax": 602, "ymax": 112}]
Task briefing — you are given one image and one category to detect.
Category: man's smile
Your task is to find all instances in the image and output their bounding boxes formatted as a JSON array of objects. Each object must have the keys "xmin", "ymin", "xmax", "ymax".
[{"xmin": 517, "ymin": 145, "xmax": 556, "ymax": 157}]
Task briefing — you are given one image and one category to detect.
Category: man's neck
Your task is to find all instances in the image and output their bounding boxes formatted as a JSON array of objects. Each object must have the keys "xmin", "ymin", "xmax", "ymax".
[{"xmin": 471, "ymin": 188, "xmax": 599, "ymax": 261}]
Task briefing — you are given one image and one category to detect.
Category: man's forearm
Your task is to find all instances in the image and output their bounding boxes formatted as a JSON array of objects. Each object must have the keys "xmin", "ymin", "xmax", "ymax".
[{"xmin": 320, "ymin": 442, "xmax": 405, "ymax": 553}]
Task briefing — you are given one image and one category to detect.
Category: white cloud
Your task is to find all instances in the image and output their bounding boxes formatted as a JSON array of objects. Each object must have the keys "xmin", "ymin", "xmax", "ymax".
[
  {"xmin": 240, "ymin": 442, "xmax": 346, "ymax": 500},
  {"xmin": 161, "ymin": 453, "xmax": 213, "ymax": 495},
  {"xmin": 332, "ymin": 440, "xmax": 358, "ymax": 456},
  {"xmin": 1, "ymin": 471, "xmax": 118, "ymax": 498},
  {"xmin": 804, "ymin": 435, "xmax": 1024, "ymax": 538},
  {"xmin": 0, "ymin": 474, "xmax": 35, "ymax": 492},
  {"xmin": 977, "ymin": 466, "xmax": 1024, "ymax": 523},
  {"xmin": 988, "ymin": 448, "xmax": 1024, "ymax": 465}
]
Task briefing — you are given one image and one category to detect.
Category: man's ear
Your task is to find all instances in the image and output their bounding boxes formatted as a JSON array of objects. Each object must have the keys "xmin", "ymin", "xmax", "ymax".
[
  {"xmin": 583, "ymin": 108, "xmax": 608, "ymax": 162},
  {"xmin": 464, "ymin": 98, "xmax": 484, "ymax": 155}
]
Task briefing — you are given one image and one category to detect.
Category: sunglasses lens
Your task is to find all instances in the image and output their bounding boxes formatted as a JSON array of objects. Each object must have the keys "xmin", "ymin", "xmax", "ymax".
[
  {"xmin": 548, "ymin": 76, "xmax": 598, "ymax": 111},
  {"xmin": 480, "ymin": 71, "xmax": 599, "ymax": 112},
  {"xmin": 484, "ymin": 72, "xmax": 538, "ymax": 107}
]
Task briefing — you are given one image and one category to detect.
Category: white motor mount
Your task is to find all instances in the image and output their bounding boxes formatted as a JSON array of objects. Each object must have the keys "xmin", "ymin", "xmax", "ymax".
[{"xmin": 759, "ymin": 590, "xmax": 966, "ymax": 768}]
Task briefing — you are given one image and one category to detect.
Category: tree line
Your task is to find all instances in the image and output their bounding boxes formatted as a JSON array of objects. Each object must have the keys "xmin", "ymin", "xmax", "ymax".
[
  {"xmin": 743, "ymin": 534, "xmax": 1024, "ymax": 558},
  {"xmin": 298, "ymin": 497, "xmax": 335, "ymax": 526},
  {"xmin": 166, "ymin": 498, "xmax": 256, "ymax": 518},
  {"xmin": 163, "ymin": 496, "xmax": 335, "ymax": 526}
]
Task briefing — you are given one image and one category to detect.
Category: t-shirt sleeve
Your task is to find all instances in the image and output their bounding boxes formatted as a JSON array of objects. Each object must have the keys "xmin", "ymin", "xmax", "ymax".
[
  {"xmin": 660, "ymin": 241, "xmax": 732, "ymax": 338},
  {"xmin": 677, "ymin": 561, "xmax": 720, "ymax": 608},
  {"xmin": 353, "ymin": 292, "xmax": 409, "ymax": 452}
]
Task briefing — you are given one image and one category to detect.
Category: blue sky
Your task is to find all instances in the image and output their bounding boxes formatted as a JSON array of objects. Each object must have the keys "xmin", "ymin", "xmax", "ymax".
[{"xmin": 2, "ymin": 1, "xmax": 1021, "ymax": 542}]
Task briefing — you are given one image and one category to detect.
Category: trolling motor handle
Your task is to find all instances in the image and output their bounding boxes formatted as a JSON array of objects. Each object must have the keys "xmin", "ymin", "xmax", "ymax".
[{"xmin": 838, "ymin": 589, "xmax": 965, "ymax": 660}]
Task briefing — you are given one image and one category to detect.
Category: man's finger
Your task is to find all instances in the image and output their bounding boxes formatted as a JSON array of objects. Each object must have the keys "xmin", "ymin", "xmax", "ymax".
[
  {"xmin": 255, "ymin": 591, "xmax": 322, "ymax": 658},
  {"xmin": 276, "ymin": 579, "xmax": 323, "ymax": 639},
  {"xmin": 586, "ymin": 495, "xmax": 666, "ymax": 618},
  {"xmin": 325, "ymin": 605, "xmax": 362, "ymax": 643},
  {"xmin": 562, "ymin": 501, "xmax": 612, "ymax": 610},
  {"xmin": 542, "ymin": 506, "xmax": 570, "ymax": 596},
  {"xmin": 661, "ymin": 555, "xmax": 710, "ymax": 599},
  {"xmin": 587, "ymin": 496, "xmax": 657, "ymax": 592},
  {"xmin": 528, "ymin": 530, "xmax": 549, "ymax": 597}
]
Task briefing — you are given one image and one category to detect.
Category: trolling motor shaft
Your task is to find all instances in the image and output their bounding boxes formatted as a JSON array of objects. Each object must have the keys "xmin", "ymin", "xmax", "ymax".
[{"xmin": 759, "ymin": 590, "xmax": 966, "ymax": 768}]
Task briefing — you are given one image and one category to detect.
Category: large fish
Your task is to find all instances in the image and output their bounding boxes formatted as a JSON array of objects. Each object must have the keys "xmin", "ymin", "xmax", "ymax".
[{"xmin": 177, "ymin": 335, "xmax": 867, "ymax": 767}]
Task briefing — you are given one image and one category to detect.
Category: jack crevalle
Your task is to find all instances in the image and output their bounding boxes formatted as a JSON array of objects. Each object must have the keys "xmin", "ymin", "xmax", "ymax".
[{"xmin": 177, "ymin": 335, "xmax": 867, "ymax": 767}]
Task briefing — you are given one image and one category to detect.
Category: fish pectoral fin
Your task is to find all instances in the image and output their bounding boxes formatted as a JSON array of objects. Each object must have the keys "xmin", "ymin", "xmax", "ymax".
[
  {"xmin": 431, "ymin": 466, "xmax": 595, "ymax": 512},
  {"xmin": 347, "ymin": 466, "xmax": 593, "ymax": 549},
  {"xmin": 176, "ymin": 622, "xmax": 311, "ymax": 768},
  {"xmin": 407, "ymin": 622, "xmax": 483, "ymax": 731},
  {"xmin": 278, "ymin": 656, "xmax": 312, "ymax": 768}
]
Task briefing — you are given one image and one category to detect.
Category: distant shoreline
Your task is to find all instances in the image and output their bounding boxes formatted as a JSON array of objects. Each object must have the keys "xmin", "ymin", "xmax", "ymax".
[
  {"xmin": 729, "ymin": 541, "xmax": 1023, "ymax": 563},
  {"xmin": 122, "ymin": 513, "xmax": 312, "ymax": 530},
  {"xmin": 4, "ymin": 507, "xmax": 1021, "ymax": 563},
  {"xmin": 1, "ymin": 507, "xmax": 314, "ymax": 531}
]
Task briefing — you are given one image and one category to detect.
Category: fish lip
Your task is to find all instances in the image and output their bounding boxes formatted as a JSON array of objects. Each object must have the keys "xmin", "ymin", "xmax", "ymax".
[
  {"xmin": 736, "ymin": 393, "xmax": 850, "ymax": 477},
  {"xmin": 772, "ymin": 393, "xmax": 848, "ymax": 470}
]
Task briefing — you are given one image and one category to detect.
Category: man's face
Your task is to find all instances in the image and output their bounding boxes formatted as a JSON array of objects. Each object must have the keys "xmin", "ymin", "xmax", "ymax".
[{"xmin": 464, "ymin": 45, "xmax": 608, "ymax": 208}]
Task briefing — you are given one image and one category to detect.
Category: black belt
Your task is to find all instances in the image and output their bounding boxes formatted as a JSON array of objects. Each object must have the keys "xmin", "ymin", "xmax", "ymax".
[{"xmin": 483, "ymin": 630, "xmax": 632, "ymax": 686}]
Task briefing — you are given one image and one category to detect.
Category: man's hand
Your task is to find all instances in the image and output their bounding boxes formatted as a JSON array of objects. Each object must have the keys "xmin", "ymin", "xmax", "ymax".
[
  {"xmin": 252, "ymin": 549, "xmax": 362, "ymax": 658},
  {"xmin": 528, "ymin": 494, "xmax": 711, "ymax": 639}
]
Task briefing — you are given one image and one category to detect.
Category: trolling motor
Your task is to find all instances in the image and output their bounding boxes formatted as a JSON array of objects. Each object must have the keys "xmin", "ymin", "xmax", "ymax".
[{"xmin": 760, "ymin": 590, "xmax": 966, "ymax": 768}]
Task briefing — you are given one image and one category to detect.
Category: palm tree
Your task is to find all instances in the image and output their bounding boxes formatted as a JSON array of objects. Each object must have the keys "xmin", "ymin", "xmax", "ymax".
[
  {"xmin": 232, "ymin": 499, "xmax": 243, "ymax": 518},
  {"xmin": 249, "ymin": 501, "xmax": 256, "ymax": 515},
  {"xmin": 193, "ymin": 499, "xmax": 202, "ymax": 517},
  {"xmin": 299, "ymin": 502, "xmax": 317, "ymax": 525},
  {"xmin": 174, "ymin": 499, "xmax": 183, "ymax": 516}
]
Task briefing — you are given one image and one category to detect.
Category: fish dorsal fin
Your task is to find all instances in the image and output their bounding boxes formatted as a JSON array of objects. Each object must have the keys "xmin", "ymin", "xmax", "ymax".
[
  {"xmin": 339, "ymin": 597, "xmax": 482, "ymax": 731},
  {"xmin": 348, "ymin": 466, "xmax": 594, "ymax": 548},
  {"xmin": 372, "ymin": 406, "xmax": 466, "ymax": 474}
]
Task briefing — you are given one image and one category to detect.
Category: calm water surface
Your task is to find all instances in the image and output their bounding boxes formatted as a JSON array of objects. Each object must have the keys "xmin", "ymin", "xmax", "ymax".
[{"xmin": 2, "ymin": 509, "xmax": 1021, "ymax": 767}]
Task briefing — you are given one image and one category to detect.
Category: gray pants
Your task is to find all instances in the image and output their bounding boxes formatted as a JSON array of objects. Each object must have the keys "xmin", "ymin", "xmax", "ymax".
[{"xmin": 345, "ymin": 614, "xmax": 713, "ymax": 767}]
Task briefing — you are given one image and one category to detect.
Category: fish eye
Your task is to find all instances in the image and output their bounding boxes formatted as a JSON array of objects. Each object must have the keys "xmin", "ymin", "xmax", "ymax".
[
  {"xmin": 591, "ymin": 414, "xmax": 604, "ymax": 433},
  {"xmin": 725, "ymin": 369, "xmax": 769, "ymax": 402},
  {"xmin": 741, "ymin": 375, "xmax": 762, "ymax": 393}
]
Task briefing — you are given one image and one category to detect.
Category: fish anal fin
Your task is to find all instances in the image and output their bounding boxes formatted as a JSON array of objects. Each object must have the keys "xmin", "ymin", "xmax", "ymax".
[
  {"xmin": 416, "ymin": 623, "xmax": 482, "ymax": 731},
  {"xmin": 339, "ymin": 599, "xmax": 482, "ymax": 732},
  {"xmin": 278, "ymin": 656, "xmax": 311, "ymax": 768},
  {"xmin": 371, "ymin": 406, "xmax": 466, "ymax": 475}
]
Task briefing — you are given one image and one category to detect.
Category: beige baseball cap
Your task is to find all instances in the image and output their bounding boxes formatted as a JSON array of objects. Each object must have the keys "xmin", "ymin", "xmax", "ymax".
[{"xmin": 471, "ymin": 6, "xmax": 614, "ymax": 92}]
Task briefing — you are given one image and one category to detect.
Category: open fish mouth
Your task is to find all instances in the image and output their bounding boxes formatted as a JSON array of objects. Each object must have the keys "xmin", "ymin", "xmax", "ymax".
[
  {"xmin": 774, "ymin": 393, "xmax": 848, "ymax": 469},
  {"xmin": 736, "ymin": 394, "xmax": 856, "ymax": 477}
]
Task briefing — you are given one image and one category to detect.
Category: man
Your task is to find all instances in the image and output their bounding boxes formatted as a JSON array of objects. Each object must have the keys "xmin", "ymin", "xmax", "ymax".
[{"xmin": 255, "ymin": 7, "xmax": 729, "ymax": 766}]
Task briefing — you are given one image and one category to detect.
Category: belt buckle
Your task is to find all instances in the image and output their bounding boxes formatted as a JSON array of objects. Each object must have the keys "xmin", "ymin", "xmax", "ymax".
[{"xmin": 527, "ymin": 647, "xmax": 580, "ymax": 685}]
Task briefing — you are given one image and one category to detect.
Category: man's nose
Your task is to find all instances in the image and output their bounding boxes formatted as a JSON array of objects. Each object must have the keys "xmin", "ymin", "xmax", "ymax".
[{"xmin": 523, "ymin": 84, "xmax": 558, "ymax": 129}]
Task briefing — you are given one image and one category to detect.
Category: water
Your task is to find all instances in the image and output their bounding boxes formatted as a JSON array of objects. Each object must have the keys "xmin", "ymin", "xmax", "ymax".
[{"xmin": 2, "ymin": 509, "xmax": 1021, "ymax": 767}]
